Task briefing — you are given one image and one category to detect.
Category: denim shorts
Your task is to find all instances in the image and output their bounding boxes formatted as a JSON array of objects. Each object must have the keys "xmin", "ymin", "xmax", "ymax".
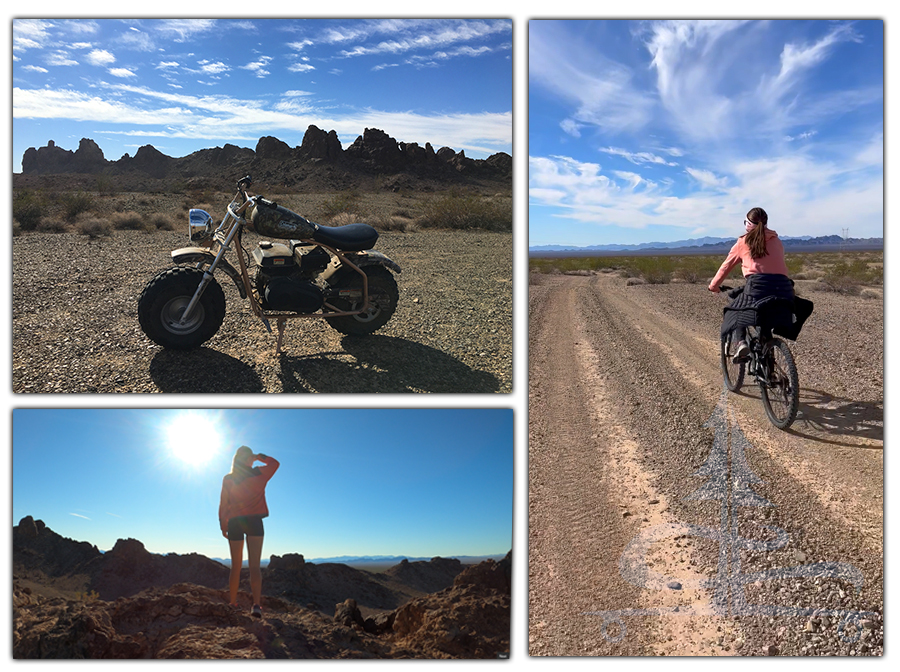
[{"xmin": 227, "ymin": 515, "xmax": 265, "ymax": 541}]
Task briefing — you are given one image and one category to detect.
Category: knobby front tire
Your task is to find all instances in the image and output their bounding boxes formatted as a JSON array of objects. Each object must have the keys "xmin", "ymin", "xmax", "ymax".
[
  {"xmin": 138, "ymin": 266, "xmax": 226, "ymax": 349},
  {"xmin": 721, "ymin": 334, "xmax": 745, "ymax": 392}
]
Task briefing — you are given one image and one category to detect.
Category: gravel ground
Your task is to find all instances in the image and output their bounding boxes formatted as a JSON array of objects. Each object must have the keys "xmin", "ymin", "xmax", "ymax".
[
  {"xmin": 529, "ymin": 272, "xmax": 882, "ymax": 656},
  {"xmin": 12, "ymin": 229, "xmax": 512, "ymax": 393}
]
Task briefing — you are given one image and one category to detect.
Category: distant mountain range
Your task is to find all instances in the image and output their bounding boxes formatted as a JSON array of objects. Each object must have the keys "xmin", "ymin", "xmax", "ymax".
[
  {"xmin": 211, "ymin": 553, "xmax": 507, "ymax": 568},
  {"xmin": 530, "ymin": 234, "xmax": 883, "ymax": 256}
]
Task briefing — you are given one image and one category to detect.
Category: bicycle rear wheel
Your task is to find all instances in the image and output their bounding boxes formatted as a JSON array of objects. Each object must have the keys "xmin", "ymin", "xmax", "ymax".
[
  {"xmin": 721, "ymin": 334, "xmax": 745, "ymax": 392},
  {"xmin": 759, "ymin": 338, "xmax": 800, "ymax": 429}
]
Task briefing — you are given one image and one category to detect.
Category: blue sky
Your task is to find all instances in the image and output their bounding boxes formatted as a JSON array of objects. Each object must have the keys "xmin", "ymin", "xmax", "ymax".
[
  {"xmin": 529, "ymin": 20, "xmax": 884, "ymax": 247},
  {"xmin": 12, "ymin": 18, "xmax": 512, "ymax": 172},
  {"xmin": 12, "ymin": 409, "xmax": 513, "ymax": 561}
]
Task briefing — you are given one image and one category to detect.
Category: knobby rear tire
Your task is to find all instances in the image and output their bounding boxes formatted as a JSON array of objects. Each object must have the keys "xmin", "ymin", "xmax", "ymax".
[
  {"xmin": 325, "ymin": 266, "xmax": 399, "ymax": 336},
  {"xmin": 138, "ymin": 266, "xmax": 226, "ymax": 349},
  {"xmin": 759, "ymin": 338, "xmax": 800, "ymax": 430}
]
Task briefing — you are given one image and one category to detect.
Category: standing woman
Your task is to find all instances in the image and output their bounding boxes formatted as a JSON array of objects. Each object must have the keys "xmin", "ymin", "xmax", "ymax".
[{"xmin": 219, "ymin": 446, "xmax": 279, "ymax": 617}]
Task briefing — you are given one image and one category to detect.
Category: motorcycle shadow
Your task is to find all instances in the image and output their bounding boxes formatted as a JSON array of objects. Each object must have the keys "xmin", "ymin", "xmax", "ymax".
[
  {"xmin": 149, "ymin": 348, "xmax": 265, "ymax": 393},
  {"xmin": 278, "ymin": 335, "xmax": 501, "ymax": 393}
]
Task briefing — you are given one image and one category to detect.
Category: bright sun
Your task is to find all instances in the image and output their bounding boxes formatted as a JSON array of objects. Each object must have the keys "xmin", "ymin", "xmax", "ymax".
[{"xmin": 165, "ymin": 413, "xmax": 223, "ymax": 466}]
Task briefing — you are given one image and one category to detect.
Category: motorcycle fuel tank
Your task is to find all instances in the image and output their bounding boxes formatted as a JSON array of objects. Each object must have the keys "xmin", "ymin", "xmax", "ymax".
[{"xmin": 248, "ymin": 198, "xmax": 317, "ymax": 240}]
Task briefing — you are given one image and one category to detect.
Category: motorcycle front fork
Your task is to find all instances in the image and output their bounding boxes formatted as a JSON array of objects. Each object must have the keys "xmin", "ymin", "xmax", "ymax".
[{"xmin": 178, "ymin": 269, "xmax": 215, "ymax": 326}]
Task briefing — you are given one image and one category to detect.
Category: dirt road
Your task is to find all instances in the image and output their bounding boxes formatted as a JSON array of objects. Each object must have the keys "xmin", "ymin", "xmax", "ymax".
[{"xmin": 528, "ymin": 272, "xmax": 883, "ymax": 656}]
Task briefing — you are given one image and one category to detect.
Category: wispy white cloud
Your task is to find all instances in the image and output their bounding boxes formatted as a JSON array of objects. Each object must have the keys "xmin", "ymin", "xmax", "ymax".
[
  {"xmin": 600, "ymin": 146, "xmax": 679, "ymax": 167},
  {"xmin": 86, "ymin": 49, "xmax": 115, "ymax": 66},
  {"xmin": 764, "ymin": 23, "xmax": 863, "ymax": 100},
  {"xmin": 109, "ymin": 68, "xmax": 136, "ymax": 79},
  {"xmin": 69, "ymin": 512, "xmax": 91, "ymax": 520},
  {"xmin": 685, "ymin": 167, "xmax": 728, "ymax": 189},
  {"xmin": 529, "ymin": 22, "xmax": 654, "ymax": 136},
  {"xmin": 45, "ymin": 51, "xmax": 79, "ymax": 67},
  {"xmin": 156, "ymin": 19, "xmax": 217, "ymax": 42},
  {"xmin": 241, "ymin": 56, "xmax": 272, "ymax": 78}
]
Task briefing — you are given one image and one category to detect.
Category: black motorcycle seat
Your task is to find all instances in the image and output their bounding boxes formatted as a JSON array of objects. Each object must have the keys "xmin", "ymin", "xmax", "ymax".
[{"xmin": 313, "ymin": 223, "xmax": 379, "ymax": 252}]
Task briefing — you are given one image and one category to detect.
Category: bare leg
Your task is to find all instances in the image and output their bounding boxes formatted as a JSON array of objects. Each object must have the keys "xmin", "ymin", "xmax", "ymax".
[
  {"xmin": 247, "ymin": 535, "xmax": 264, "ymax": 607},
  {"xmin": 228, "ymin": 538, "xmax": 244, "ymax": 605}
]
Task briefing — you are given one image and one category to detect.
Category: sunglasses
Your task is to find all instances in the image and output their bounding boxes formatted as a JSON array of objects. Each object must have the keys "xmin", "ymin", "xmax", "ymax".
[{"xmin": 744, "ymin": 219, "xmax": 758, "ymax": 227}]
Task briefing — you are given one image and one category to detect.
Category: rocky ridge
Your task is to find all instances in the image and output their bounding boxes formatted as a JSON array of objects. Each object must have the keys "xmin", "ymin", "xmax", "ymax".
[
  {"xmin": 13, "ymin": 517, "xmax": 511, "ymax": 659},
  {"xmin": 17, "ymin": 126, "xmax": 512, "ymax": 193}
]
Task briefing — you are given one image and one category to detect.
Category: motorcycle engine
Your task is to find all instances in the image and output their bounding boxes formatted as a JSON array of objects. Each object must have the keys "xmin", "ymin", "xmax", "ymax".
[{"xmin": 252, "ymin": 241, "xmax": 325, "ymax": 313}]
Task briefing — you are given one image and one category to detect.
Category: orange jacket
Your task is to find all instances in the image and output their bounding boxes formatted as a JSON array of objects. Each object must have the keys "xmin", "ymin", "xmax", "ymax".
[
  {"xmin": 218, "ymin": 455, "xmax": 279, "ymax": 532},
  {"xmin": 709, "ymin": 229, "xmax": 790, "ymax": 290}
]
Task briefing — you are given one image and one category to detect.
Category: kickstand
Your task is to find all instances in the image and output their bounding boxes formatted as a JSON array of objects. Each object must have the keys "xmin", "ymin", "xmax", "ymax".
[{"xmin": 275, "ymin": 318, "xmax": 287, "ymax": 355}]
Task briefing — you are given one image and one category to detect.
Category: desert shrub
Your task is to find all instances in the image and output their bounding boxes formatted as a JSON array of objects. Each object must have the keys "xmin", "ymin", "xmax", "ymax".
[
  {"xmin": 149, "ymin": 214, "xmax": 176, "ymax": 231},
  {"xmin": 36, "ymin": 218, "xmax": 71, "ymax": 233},
  {"xmin": 13, "ymin": 189, "xmax": 45, "ymax": 231},
  {"xmin": 625, "ymin": 277, "xmax": 646, "ymax": 286},
  {"xmin": 78, "ymin": 217, "xmax": 113, "ymax": 239},
  {"xmin": 321, "ymin": 190, "xmax": 360, "ymax": 218},
  {"xmin": 860, "ymin": 288, "xmax": 881, "ymax": 301},
  {"xmin": 112, "ymin": 211, "xmax": 151, "ymax": 231},
  {"xmin": 94, "ymin": 173, "xmax": 115, "ymax": 194},
  {"xmin": 60, "ymin": 191, "xmax": 95, "ymax": 221},
  {"xmin": 818, "ymin": 259, "xmax": 880, "ymax": 294},
  {"xmin": 630, "ymin": 256, "xmax": 673, "ymax": 284},
  {"xmin": 370, "ymin": 214, "xmax": 416, "ymax": 232},
  {"xmin": 784, "ymin": 254, "xmax": 806, "ymax": 277},
  {"xmin": 419, "ymin": 191, "xmax": 511, "ymax": 231}
]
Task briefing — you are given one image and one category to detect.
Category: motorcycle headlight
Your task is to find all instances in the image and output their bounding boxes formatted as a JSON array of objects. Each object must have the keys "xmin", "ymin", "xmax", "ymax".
[{"xmin": 189, "ymin": 208, "xmax": 213, "ymax": 242}]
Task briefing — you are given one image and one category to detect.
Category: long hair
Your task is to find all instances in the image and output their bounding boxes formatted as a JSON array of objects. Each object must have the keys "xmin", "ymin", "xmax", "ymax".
[
  {"xmin": 744, "ymin": 207, "xmax": 769, "ymax": 259},
  {"xmin": 229, "ymin": 446, "xmax": 258, "ymax": 484}
]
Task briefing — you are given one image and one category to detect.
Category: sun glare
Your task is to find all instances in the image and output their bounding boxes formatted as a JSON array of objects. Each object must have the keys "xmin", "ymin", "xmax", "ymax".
[{"xmin": 165, "ymin": 413, "xmax": 223, "ymax": 467}]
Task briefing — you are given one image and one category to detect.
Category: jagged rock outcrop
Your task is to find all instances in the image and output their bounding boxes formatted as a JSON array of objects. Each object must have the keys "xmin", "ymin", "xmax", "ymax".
[
  {"xmin": 298, "ymin": 125, "xmax": 343, "ymax": 161},
  {"xmin": 13, "ymin": 516, "xmax": 228, "ymax": 601},
  {"xmin": 21, "ymin": 138, "xmax": 106, "ymax": 175},
  {"xmin": 256, "ymin": 136, "xmax": 293, "ymax": 160},
  {"xmin": 17, "ymin": 128, "xmax": 512, "ymax": 194},
  {"xmin": 14, "ymin": 516, "xmax": 102, "ymax": 577},
  {"xmin": 383, "ymin": 557, "xmax": 464, "ymax": 593},
  {"xmin": 345, "ymin": 128, "xmax": 406, "ymax": 170},
  {"xmin": 388, "ymin": 551, "xmax": 511, "ymax": 658}
]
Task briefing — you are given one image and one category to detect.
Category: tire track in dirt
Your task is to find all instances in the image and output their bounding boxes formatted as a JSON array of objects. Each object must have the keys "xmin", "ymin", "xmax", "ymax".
[
  {"xmin": 529, "ymin": 274, "xmax": 883, "ymax": 656},
  {"xmin": 529, "ymin": 276, "xmax": 728, "ymax": 656},
  {"xmin": 593, "ymin": 276, "xmax": 883, "ymax": 554}
]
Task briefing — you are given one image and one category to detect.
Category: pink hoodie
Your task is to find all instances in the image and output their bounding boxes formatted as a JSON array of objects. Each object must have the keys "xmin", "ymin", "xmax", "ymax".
[
  {"xmin": 709, "ymin": 228, "xmax": 790, "ymax": 290},
  {"xmin": 218, "ymin": 455, "xmax": 279, "ymax": 533}
]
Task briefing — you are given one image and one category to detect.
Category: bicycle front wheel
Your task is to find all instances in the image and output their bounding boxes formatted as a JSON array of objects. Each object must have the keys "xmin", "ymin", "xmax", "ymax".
[
  {"xmin": 721, "ymin": 334, "xmax": 745, "ymax": 392},
  {"xmin": 760, "ymin": 338, "xmax": 800, "ymax": 429}
]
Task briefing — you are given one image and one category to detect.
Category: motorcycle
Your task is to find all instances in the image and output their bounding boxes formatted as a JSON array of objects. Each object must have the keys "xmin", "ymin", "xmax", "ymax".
[{"xmin": 138, "ymin": 175, "xmax": 401, "ymax": 354}]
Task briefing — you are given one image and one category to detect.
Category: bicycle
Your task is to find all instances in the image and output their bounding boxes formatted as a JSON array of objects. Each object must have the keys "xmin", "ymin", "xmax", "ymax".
[{"xmin": 719, "ymin": 286, "xmax": 800, "ymax": 430}]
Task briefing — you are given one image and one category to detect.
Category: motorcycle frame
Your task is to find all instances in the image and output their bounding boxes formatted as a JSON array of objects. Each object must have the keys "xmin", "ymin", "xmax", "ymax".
[{"xmin": 177, "ymin": 185, "xmax": 374, "ymax": 328}]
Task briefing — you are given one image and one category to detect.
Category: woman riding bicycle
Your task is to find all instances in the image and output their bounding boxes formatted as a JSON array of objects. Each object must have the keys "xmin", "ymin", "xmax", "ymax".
[{"xmin": 708, "ymin": 207, "xmax": 794, "ymax": 362}]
